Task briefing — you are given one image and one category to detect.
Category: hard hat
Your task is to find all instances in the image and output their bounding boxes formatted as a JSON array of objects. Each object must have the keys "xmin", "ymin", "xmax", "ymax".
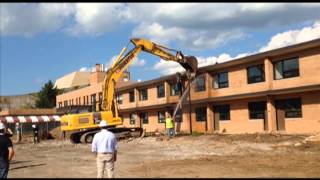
[
  {"xmin": 99, "ymin": 120, "xmax": 108, "ymax": 127},
  {"xmin": 0, "ymin": 122, "xmax": 5, "ymax": 130},
  {"xmin": 16, "ymin": 122, "xmax": 19, "ymax": 125},
  {"xmin": 32, "ymin": 124, "xmax": 36, "ymax": 128}
]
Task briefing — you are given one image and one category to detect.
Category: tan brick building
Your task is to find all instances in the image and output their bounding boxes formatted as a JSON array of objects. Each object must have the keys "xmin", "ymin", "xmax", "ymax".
[{"xmin": 56, "ymin": 38, "xmax": 320, "ymax": 134}]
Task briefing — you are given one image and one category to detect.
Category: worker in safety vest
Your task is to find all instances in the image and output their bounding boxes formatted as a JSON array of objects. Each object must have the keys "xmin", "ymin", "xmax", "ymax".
[{"xmin": 165, "ymin": 113, "xmax": 175, "ymax": 138}]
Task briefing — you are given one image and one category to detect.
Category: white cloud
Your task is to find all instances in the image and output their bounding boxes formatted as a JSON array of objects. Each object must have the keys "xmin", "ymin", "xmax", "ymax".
[
  {"xmin": 0, "ymin": 3, "xmax": 74, "ymax": 37},
  {"xmin": 128, "ymin": 3, "xmax": 320, "ymax": 50},
  {"xmin": 132, "ymin": 22, "xmax": 186, "ymax": 46},
  {"xmin": 2, "ymin": 3, "xmax": 320, "ymax": 50},
  {"xmin": 65, "ymin": 3, "xmax": 126, "ymax": 36},
  {"xmin": 79, "ymin": 66, "xmax": 94, "ymax": 72},
  {"xmin": 260, "ymin": 21, "xmax": 320, "ymax": 52}
]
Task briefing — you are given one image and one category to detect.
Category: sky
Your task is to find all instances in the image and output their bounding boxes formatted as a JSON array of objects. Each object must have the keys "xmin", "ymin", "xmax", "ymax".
[{"xmin": 1, "ymin": 3, "xmax": 320, "ymax": 96}]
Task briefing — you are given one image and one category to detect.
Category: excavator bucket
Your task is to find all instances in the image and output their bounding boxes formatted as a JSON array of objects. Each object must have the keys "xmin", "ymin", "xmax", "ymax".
[{"xmin": 180, "ymin": 56, "xmax": 198, "ymax": 75}]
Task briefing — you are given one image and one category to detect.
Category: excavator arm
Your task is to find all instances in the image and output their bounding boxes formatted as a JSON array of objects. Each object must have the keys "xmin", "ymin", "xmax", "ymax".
[{"xmin": 100, "ymin": 38, "xmax": 198, "ymax": 116}]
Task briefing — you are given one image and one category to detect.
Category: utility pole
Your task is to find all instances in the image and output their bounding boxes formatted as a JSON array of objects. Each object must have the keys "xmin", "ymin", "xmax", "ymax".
[{"xmin": 188, "ymin": 77, "xmax": 192, "ymax": 134}]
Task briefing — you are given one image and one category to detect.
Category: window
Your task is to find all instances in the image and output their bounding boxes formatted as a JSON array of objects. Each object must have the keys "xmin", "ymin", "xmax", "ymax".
[
  {"xmin": 83, "ymin": 96, "xmax": 86, "ymax": 105},
  {"xmin": 64, "ymin": 100, "xmax": 68, "ymax": 107},
  {"xmin": 170, "ymin": 82, "xmax": 180, "ymax": 96},
  {"xmin": 158, "ymin": 111, "xmax": 165, "ymax": 123},
  {"xmin": 86, "ymin": 96, "xmax": 89, "ymax": 105},
  {"xmin": 58, "ymin": 102, "xmax": 62, "ymax": 108},
  {"xmin": 99, "ymin": 93, "xmax": 103, "ymax": 104},
  {"xmin": 247, "ymin": 65, "xmax": 265, "ymax": 84},
  {"xmin": 116, "ymin": 94, "xmax": 123, "ymax": 104},
  {"xmin": 129, "ymin": 90, "xmax": 135, "ymax": 102},
  {"xmin": 248, "ymin": 101, "xmax": 266, "ymax": 119},
  {"xmin": 140, "ymin": 112, "xmax": 148, "ymax": 124},
  {"xmin": 76, "ymin": 98, "xmax": 78, "ymax": 105},
  {"xmin": 195, "ymin": 75, "xmax": 206, "ymax": 92},
  {"xmin": 130, "ymin": 113, "xmax": 136, "ymax": 125},
  {"xmin": 139, "ymin": 89, "xmax": 148, "ymax": 101},
  {"xmin": 276, "ymin": 98, "xmax": 302, "ymax": 118},
  {"xmin": 274, "ymin": 57, "xmax": 299, "ymax": 80},
  {"xmin": 196, "ymin": 107, "xmax": 207, "ymax": 122},
  {"xmin": 213, "ymin": 72, "xmax": 228, "ymax": 89},
  {"xmin": 215, "ymin": 104, "xmax": 230, "ymax": 120},
  {"xmin": 157, "ymin": 84, "xmax": 165, "ymax": 98},
  {"xmin": 174, "ymin": 109, "xmax": 183, "ymax": 122},
  {"xmin": 91, "ymin": 94, "xmax": 96, "ymax": 105}
]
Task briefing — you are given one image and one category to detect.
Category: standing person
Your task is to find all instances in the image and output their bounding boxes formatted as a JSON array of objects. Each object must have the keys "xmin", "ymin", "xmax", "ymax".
[
  {"xmin": 15, "ymin": 123, "xmax": 22, "ymax": 143},
  {"xmin": 0, "ymin": 122, "xmax": 15, "ymax": 178},
  {"xmin": 32, "ymin": 124, "xmax": 39, "ymax": 144},
  {"xmin": 165, "ymin": 113, "xmax": 175, "ymax": 138},
  {"xmin": 4, "ymin": 126, "xmax": 13, "ymax": 138},
  {"xmin": 92, "ymin": 120, "xmax": 118, "ymax": 178}
]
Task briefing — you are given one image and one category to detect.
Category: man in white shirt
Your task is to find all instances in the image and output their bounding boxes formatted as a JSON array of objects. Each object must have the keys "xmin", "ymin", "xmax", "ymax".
[{"xmin": 92, "ymin": 120, "xmax": 118, "ymax": 178}]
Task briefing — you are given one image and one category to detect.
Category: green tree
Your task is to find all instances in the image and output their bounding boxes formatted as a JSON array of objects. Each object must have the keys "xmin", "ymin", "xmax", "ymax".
[{"xmin": 35, "ymin": 80, "xmax": 60, "ymax": 108}]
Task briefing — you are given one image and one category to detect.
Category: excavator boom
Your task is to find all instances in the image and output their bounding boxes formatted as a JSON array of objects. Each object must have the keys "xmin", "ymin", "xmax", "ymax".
[{"xmin": 60, "ymin": 38, "xmax": 198, "ymax": 143}]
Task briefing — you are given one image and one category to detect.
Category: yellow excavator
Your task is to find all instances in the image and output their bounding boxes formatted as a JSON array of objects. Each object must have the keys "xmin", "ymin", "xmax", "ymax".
[{"xmin": 60, "ymin": 38, "xmax": 198, "ymax": 143}]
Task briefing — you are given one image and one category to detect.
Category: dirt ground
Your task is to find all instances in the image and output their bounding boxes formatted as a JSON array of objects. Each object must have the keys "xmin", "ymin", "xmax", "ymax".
[{"xmin": 7, "ymin": 133, "xmax": 320, "ymax": 178}]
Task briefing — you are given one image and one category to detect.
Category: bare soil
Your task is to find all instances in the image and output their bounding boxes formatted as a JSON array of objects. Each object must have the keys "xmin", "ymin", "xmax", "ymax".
[{"xmin": 7, "ymin": 133, "xmax": 320, "ymax": 178}]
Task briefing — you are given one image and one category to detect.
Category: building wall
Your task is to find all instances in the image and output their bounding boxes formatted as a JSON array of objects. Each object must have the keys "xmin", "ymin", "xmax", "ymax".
[{"xmin": 273, "ymin": 91, "xmax": 320, "ymax": 134}]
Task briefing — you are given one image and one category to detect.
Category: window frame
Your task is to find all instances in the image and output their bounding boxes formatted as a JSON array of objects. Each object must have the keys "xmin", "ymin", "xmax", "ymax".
[
  {"xmin": 195, "ymin": 107, "xmax": 207, "ymax": 122},
  {"xmin": 216, "ymin": 104, "xmax": 230, "ymax": 121},
  {"xmin": 139, "ymin": 88, "xmax": 148, "ymax": 101},
  {"xmin": 129, "ymin": 90, "xmax": 135, "ymax": 102},
  {"xmin": 130, "ymin": 113, "xmax": 136, "ymax": 125},
  {"xmin": 157, "ymin": 84, "xmax": 165, "ymax": 98},
  {"xmin": 140, "ymin": 112, "xmax": 149, "ymax": 124},
  {"xmin": 116, "ymin": 94, "xmax": 123, "ymax": 104},
  {"xmin": 195, "ymin": 75, "xmax": 206, "ymax": 92},
  {"xmin": 247, "ymin": 64, "xmax": 265, "ymax": 84},
  {"xmin": 248, "ymin": 101, "xmax": 266, "ymax": 119},
  {"xmin": 213, "ymin": 72, "xmax": 229, "ymax": 89},
  {"xmin": 158, "ymin": 111, "xmax": 165, "ymax": 123},
  {"xmin": 170, "ymin": 82, "xmax": 180, "ymax": 96},
  {"xmin": 284, "ymin": 98, "xmax": 302, "ymax": 118},
  {"xmin": 274, "ymin": 57, "xmax": 300, "ymax": 80}
]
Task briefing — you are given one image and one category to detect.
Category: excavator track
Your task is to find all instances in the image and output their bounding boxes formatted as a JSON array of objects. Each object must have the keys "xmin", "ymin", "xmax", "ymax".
[{"xmin": 68, "ymin": 127, "xmax": 144, "ymax": 144}]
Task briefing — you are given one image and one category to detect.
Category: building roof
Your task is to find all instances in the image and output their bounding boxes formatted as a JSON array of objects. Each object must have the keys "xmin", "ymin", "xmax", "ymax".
[{"xmin": 55, "ymin": 71, "xmax": 90, "ymax": 89}]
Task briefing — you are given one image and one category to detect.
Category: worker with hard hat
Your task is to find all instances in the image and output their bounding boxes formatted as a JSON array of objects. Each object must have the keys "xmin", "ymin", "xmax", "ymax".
[
  {"xmin": 91, "ymin": 120, "xmax": 118, "ymax": 178},
  {"xmin": 32, "ymin": 124, "xmax": 40, "ymax": 144},
  {"xmin": 15, "ymin": 122, "xmax": 22, "ymax": 143},
  {"xmin": 0, "ymin": 122, "xmax": 15, "ymax": 178},
  {"xmin": 165, "ymin": 113, "xmax": 175, "ymax": 138}
]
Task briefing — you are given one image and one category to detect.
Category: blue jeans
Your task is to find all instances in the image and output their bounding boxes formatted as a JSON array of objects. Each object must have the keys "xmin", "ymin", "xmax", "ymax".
[
  {"xmin": 0, "ymin": 160, "xmax": 9, "ymax": 178},
  {"xmin": 167, "ymin": 128, "xmax": 175, "ymax": 137}
]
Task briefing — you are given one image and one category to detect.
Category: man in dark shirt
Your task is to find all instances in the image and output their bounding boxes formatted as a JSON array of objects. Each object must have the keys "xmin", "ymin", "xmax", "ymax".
[
  {"xmin": 0, "ymin": 122, "xmax": 15, "ymax": 178},
  {"xmin": 32, "ymin": 124, "xmax": 40, "ymax": 144}
]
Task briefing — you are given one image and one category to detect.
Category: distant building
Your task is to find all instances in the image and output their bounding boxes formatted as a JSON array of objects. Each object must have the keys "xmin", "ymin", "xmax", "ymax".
[{"xmin": 56, "ymin": 39, "xmax": 320, "ymax": 135}]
